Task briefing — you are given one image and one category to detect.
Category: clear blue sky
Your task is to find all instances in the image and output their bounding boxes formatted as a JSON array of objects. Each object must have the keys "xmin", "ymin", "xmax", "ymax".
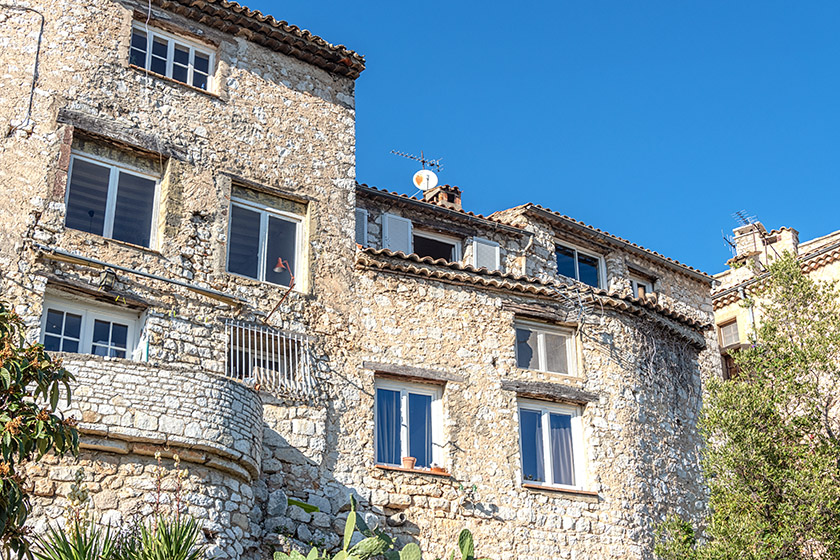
[{"xmin": 246, "ymin": 1, "xmax": 840, "ymax": 275}]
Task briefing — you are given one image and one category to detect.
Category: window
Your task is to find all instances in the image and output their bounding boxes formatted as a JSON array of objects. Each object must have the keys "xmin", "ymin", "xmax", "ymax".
[
  {"xmin": 65, "ymin": 153, "xmax": 158, "ymax": 248},
  {"xmin": 518, "ymin": 400, "xmax": 584, "ymax": 489},
  {"xmin": 630, "ymin": 276, "xmax": 653, "ymax": 298},
  {"xmin": 227, "ymin": 197, "xmax": 302, "ymax": 287},
  {"xmin": 472, "ymin": 237, "xmax": 500, "ymax": 271},
  {"xmin": 515, "ymin": 321, "xmax": 576, "ymax": 376},
  {"xmin": 375, "ymin": 379, "xmax": 443, "ymax": 469},
  {"xmin": 721, "ymin": 353, "xmax": 739, "ymax": 380},
  {"xmin": 413, "ymin": 230, "xmax": 461, "ymax": 262},
  {"xmin": 40, "ymin": 297, "xmax": 140, "ymax": 359},
  {"xmin": 382, "ymin": 213, "xmax": 413, "ymax": 254},
  {"xmin": 719, "ymin": 320, "xmax": 739, "ymax": 349},
  {"xmin": 130, "ymin": 23, "xmax": 214, "ymax": 91},
  {"xmin": 555, "ymin": 243, "xmax": 602, "ymax": 288},
  {"xmin": 355, "ymin": 208, "xmax": 368, "ymax": 246}
]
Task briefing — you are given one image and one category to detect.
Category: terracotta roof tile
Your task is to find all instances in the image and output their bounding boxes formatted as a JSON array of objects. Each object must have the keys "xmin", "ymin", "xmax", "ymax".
[
  {"xmin": 151, "ymin": 0, "xmax": 365, "ymax": 78},
  {"xmin": 493, "ymin": 204, "xmax": 711, "ymax": 281}
]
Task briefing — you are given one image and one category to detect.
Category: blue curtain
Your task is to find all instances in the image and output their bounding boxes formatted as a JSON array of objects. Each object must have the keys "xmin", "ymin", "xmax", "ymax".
[
  {"xmin": 550, "ymin": 413, "xmax": 575, "ymax": 486},
  {"xmin": 376, "ymin": 389, "xmax": 401, "ymax": 464},
  {"xmin": 408, "ymin": 393, "xmax": 432, "ymax": 467},
  {"xmin": 519, "ymin": 409, "xmax": 545, "ymax": 482}
]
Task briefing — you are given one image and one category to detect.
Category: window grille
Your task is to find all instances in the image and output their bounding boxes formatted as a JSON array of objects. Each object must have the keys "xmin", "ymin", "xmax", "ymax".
[{"xmin": 224, "ymin": 319, "xmax": 316, "ymax": 399}]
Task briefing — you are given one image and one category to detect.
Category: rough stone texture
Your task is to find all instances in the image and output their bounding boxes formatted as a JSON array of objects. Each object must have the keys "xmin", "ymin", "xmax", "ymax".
[{"xmin": 1, "ymin": 0, "xmax": 722, "ymax": 558}]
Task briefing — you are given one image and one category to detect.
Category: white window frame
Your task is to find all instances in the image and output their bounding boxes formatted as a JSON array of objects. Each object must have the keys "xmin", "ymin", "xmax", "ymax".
[
  {"xmin": 719, "ymin": 320, "xmax": 739, "ymax": 349},
  {"xmin": 518, "ymin": 399, "xmax": 585, "ymax": 490},
  {"xmin": 412, "ymin": 229, "xmax": 462, "ymax": 262},
  {"xmin": 471, "ymin": 237, "xmax": 501, "ymax": 271},
  {"xmin": 374, "ymin": 379, "xmax": 444, "ymax": 468},
  {"xmin": 130, "ymin": 22, "xmax": 215, "ymax": 91},
  {"xmin": 65, "ymin": 152, "xmax": 161, "ymax": 249},
  {"xmin": 555, "ymin": 241, "xmax": 606, "ymax": 288},
  {"xmin": 514, "ymin": 319, "xmax": 578, "ymax": 377},
  {"xmin": 226, "ymin": 197, "xmax": 304, "ymax": 289},
  {"xmin": 382, "ymin": 213, "xmax": 413, "ymax": 254},
  {"xmin": 355, "ymin": 208, "xmax": 368, "ymax": 246},
  {"xmin": 630, "ymin": 276, "xmax": 653, "ymax": 298},
  {"xmin": 40, "ymin": 295, "xmax": 142, "ymax": 360}
]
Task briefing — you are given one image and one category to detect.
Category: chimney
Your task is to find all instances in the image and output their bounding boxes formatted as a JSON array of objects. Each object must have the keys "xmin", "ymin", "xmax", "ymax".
[
  {"xmin": 733, "ymin": 222, "xmax": 766, "ymax": 258},
  {"xmin": 423, "ymin": 184, "xmax": 462, "ymax": 211}
]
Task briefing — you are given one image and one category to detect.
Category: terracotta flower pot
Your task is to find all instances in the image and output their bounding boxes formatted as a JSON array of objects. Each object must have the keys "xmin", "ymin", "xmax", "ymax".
[
  {"xmin": 401, "ymin": 456, "xmax": 416, "ymax": 469},
  {"xmin": 430, "ymin": 465, "xmax": 447, "ymax": 475}
]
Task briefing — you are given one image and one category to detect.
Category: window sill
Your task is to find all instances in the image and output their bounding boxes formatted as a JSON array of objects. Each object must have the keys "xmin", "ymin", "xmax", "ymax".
[
  {"xmin": 224, "ymin": 270, "xmax": 305, "ymax": 295},
  {"xmin": 65, "ymin": 228, "xmax": 163, "ymax": 257},
  {"xmin": 374, "ymin": 464, "xmax": 451, "ymax": 478},
  {"xmin": 522, "ymin": 483, "xmax": 598, "ymax": 499},
  {"xmin": 128, "ymin": 64, "xmax": 222, "ymax": 100}
]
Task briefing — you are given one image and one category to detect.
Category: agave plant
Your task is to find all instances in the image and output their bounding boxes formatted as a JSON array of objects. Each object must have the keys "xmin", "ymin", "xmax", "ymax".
[
  {"xmin": 135, "ymin": 515, "xmax": 206, "ymax": 560},
  {"xmin": 33, "ymin": 520, "xmax": 117, "ymax": 560}
]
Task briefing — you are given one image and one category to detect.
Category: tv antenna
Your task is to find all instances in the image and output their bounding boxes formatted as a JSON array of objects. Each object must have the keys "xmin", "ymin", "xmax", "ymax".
[
  {"xmin": 732, "ymin": 210, "xmax": 757, "ymax": 227},
  {"xmin": 390, "ymin": 150, "xmax": 443, "ymax": 172}
]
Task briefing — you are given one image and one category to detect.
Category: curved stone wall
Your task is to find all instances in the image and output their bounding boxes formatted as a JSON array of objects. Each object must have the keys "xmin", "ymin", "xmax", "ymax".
[{"xmin": 58, "ymin": 354, "xmax": 263, "ymax": 479}]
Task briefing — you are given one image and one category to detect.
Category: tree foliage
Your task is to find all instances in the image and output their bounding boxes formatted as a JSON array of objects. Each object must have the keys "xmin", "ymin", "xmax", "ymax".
[
  {"xmin": 0, "ymin": 302, "xmax": 78, "ymax": 559},
  {"xmin": 656, "ymin": 254, "xmax": 840, "ymax": 560}
]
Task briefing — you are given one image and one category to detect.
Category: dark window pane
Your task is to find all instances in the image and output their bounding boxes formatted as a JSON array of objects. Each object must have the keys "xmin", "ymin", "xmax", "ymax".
[
  {"xmin": 65, "ymin": 158, "xmax": 109, "ymax": 236},
  {"xmin": 413, "ymin": 235, "xmax": 455, "ymax": 261},
  {"xmin": 556, "ymin": 245, "xmax": 576, "ymax": 280},
  {"xmin": 516, "ymin": 328, "xmax": 538, "ymax": 370},
  {"xmin": 519, "ymin": 409, "xmax": 545, "ymax": 483},
  {"xmin": 43, "ymin": 335, "xmax": 61, "ymax": 352},
  {"xmin": 194, "ymin": 52, "xmax": 210, "ymax": 73},
  {"xmin": 62, "ymin": 339, "xmax": 79, "ymax": 353},
  {"xmin": 376, "ymin": 388, "xmax": 401, "ymax": 465},
  {"xmin": 111, "ymin": 323, "xmax": 128, "ymax": 348},
  {"xmin": 550, "ymin": 413, "xmax": 575, "ymax": 486},
  {"xmin": 111, "ymin": 348, "xmax": 126, "ymax": 359},
  {"xmin": 578, "ymin": 253, "xmax": 600, "ymax": 287},
  {"xmin": 408, "ymin": 393, "xmax": 432, "ymax": 468},
  {"xmin": 45, "ymin": 309, "xmax": 63, "ymax": 334},
  {"xmin": 150, "ymin": 56, "xmax": 166, "ymax": 75},
  {"xmin": 112, "ymin": 171, "xmax": 155, "ymax": 247},
  {"xmin": 64, "ymin": 313, "xmax": 82, "ymax": 339},
  {"xmin": 92, "ymin": 344, "xmax": 109, "ymax": 357},
  {"xmin": 264, "ymin": 216, "xmax": 297, "ymax": 287},
  {"xmin": 192, "ymin": 71, "xmax": 208, "ymax": 90},
  {"xmin": 544, "ymin": 333, "xmax": 568, "ymax": 374},
  {"xmin": 130, "ymin": 30, "xmax": 147, "ymax": 67},
  {"xmin": 227, "ymin": 206, "xmax": 261, "ymax": 279},
  {"xmin": 172, "ymin": 64, "xmax": 188, "ymax": 83},
  {"xmin": 152, "ymin": 36, "xmax": 167, "ymax": 58},
  {"xmin": 130, "ymin": 48, "xmax": 147, "ymax": 68},
  {"xmin": 93, "ymin": 320, "xmax": 111, "ymax": 346},
  {"xmin": 173, "ymin": 44, "xmax": 189, "ymax": 65}
]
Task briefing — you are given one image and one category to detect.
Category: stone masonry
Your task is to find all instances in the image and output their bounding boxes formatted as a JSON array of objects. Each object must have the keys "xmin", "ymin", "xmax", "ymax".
[{"xmin": 1, "ymin": 0, "xmax": 720, "ymax": 558}]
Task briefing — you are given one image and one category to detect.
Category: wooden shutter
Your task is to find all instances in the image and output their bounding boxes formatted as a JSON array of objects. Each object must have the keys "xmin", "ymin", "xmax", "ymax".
[
  {"xmin": 472, "ymin": 237, "xmax": 500, "ymax": 271},
  {"xmin": 383, "ymin": 213, "xmax": 412, "ymax": 254},
  {"xmin": 355, "ymin": 208, "xmax": 368, "ymax": 246}
]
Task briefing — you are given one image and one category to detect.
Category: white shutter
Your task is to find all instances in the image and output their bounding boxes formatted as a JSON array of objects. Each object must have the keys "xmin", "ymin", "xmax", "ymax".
[
  {"xmin": 472, "ymin": 237, "xmax": 500, "ymax": 271},
  {"xmin": 355, "ymin": 208, "xmax": 368, "ymax": 246},
  {"xmin": 383, "ymin": 213, "xmax": 413, "ymax": 254}
]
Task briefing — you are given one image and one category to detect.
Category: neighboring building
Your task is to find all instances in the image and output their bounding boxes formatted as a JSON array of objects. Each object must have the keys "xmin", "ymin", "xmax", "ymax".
[
  {"xmin": 713, "ymin": 222, "xmax": 840, "ymax": 377},
  {"xmin": 1, "ymin": 0, "xmax": 719, "ymax": 558}
]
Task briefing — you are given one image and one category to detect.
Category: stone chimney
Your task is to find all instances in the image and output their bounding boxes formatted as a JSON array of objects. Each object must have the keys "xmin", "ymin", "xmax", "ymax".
[
  {"xmin": 731, "ymin": 222, "xmax": 800, "ymax": 269},
  {"xmin": 423, "ymin": 184, "xmax": 462, "ymax": 211},
  {"xmin": 733, "ymin": 222, "xmax": 767, "ymax": 258}
]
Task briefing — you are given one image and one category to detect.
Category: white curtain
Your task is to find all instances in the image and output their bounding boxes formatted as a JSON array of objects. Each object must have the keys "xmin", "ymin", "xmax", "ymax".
[
  {"xmin": 376, "ymin": 389, "xmax": 401, "ymax": 464},
  {"xmin": 550, "ymin": 413, "xmax": 575, "ymax": 486}
]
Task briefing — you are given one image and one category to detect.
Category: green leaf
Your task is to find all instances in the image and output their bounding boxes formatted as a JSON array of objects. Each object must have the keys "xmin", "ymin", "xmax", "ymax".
[
  {"xmin": 344, "ymin": 511, "xmax": 356, "ymax": 551},
  {"xmin": 349, "ymin": 536, "xmax": 390, "ymax": 559},
  {"xmin": 306, "ymin": 547, "xmax": 319, "ymax": 560},
  {"xmin": 400, "ymin": 543, "xmax": 422, "ymax": 560},
  {"xmin": 0, "ymin": 367, "xmax": 10, "ymax": 389},
  {"xmin": 288, "ymin": 498, "xmax": 320, "ymax": 513},
  {"xmin": 384, "ymin": 551, "xmax": 400, "ymax": 560},
  {"xmin": 458, "ymin": 530, "xmax": 474, "ymax": 560}
]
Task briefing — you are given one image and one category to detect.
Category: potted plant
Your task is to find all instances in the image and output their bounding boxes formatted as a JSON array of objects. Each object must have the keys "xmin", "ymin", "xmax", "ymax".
[
  {"xmin": 430, "ymin": 463, "xmax": 447, "ymax": 475},
  {"xmin": 401, "ymin": 456, "xmax": 416, "ymax": 469}
]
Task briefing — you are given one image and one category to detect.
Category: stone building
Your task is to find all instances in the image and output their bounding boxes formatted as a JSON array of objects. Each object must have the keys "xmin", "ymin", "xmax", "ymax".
[
  {"xmin": 713, "ymin": 222, "xmax": 840, "ymax": 377},
  {"xmin": 1, "ymin": 0, "xmax": 719, "ymax": 558}
]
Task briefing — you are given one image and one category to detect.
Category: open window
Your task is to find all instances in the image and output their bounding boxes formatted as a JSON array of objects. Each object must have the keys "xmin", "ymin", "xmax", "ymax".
[
  {"xmin": 375, "ymin": 379, "xmax": 443, "ymax": 469},
  {"xmin": 227, "ymin": 192, "xmax": 304, "ymax": 288},
  {"xmin": 130, "ymin": 22, "xmax": 214, "ymax": 91},
  {"xmin": 518, "ymin": 399, "xmax": 585, "ymax": 489},
  {"xmin": 555, "ymin": 243, "xmax": 604, "ymax": 288},
  {"xmin": 515, "ymin": 320, "xmax": 577, "ymax": 376},
  {"xmin": 40, "ymin": 296, "xmax": 142, "ymax": 360},
  {"xmin": 412, "ymin": 230, "xmax": 461, "ymax": 262},
  {"xmin": 65, "ymin": 152, "xmax": 159, "ymax": 248},
  {"xmin": 629, "ymin": 270, "xmax": 655, "ymax": 298}
]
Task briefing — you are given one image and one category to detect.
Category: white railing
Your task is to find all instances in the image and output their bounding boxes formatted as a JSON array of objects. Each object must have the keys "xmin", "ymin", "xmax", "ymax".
[{"xmin": 224, "ymin": 319, "xmax": 317, "ymax": 400}]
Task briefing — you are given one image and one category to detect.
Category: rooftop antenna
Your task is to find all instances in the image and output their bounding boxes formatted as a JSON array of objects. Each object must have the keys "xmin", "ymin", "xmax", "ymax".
[
  {"xmin": 390, "ymin": 149, "xmax": 443, "ymax": 192},
  {"xmin": 722, "ymin": 230, "xmax": 737, "ymax": 256},
  {"xmin": 732, "ymin": 210, "xmax": 757, "ymax": 227}
]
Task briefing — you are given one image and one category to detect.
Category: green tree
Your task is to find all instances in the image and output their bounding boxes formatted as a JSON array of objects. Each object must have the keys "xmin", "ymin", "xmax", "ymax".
[
  {"xmin": 0, "ymin": 302, "xmax": 78, "ymax": 559},
  {"xmin": 656, "ymin": 253, "xmax": 840, "ymax": 560}
]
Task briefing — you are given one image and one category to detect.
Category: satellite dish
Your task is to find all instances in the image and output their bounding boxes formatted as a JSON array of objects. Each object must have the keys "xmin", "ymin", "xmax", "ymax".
[{"xmin": 413, "ymin": 169, "xmax": 438, "ymax": 191}]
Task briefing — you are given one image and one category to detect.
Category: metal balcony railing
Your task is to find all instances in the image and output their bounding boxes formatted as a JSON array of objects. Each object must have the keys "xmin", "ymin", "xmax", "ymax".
[{"xmin": 224, "ymin": 319, "xmax": 317, "ymax": 399}]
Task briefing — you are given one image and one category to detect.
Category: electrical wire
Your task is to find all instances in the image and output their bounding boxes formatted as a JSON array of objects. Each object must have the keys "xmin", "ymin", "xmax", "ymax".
[{"xmin": 2, "ymin": 3, "xmax": 44, "ymax": 136}]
